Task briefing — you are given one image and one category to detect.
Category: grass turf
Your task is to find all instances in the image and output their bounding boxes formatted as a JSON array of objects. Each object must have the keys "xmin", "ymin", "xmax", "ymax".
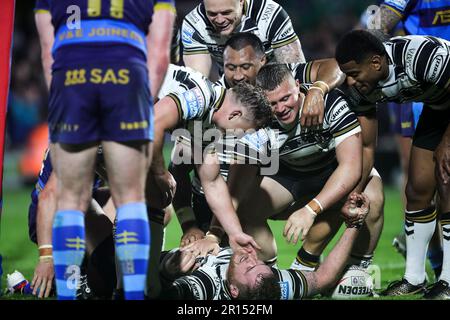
[{"xmin": 0, "ymin": 185, "xmax": 434, "ymax": 300}]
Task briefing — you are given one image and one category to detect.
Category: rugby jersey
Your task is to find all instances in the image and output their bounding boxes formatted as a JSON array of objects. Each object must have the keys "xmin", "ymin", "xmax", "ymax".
[
  {"xmin": 346, "ymin": 35, "xmax": 450, "ymax": 115},
  {"xmin": 182, "ymin": 0, "xmax": 299, "ymax": 71},
  {"xmin": 225, "ymin": 85, "xmax": 361, "ymax": 174},
  {"xmin": 158, "ymin": 64, "xmax": 226, "ymax": 137},
  {"xmin": 160, "ymin": 247, "xmax": 308, "ymax": 300},
  {"xmin": 382, "ymin": 0, "xmax": 450, "ymax": 38}
]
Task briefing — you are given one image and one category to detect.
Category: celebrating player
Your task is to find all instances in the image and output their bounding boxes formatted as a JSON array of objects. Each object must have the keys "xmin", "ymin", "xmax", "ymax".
[
  {"xmin": 182, "ymin": 0, "xmax": 305, "ymax": 78},
  {"xmin": 336, "ymin": 30, "xmax": 450, "ymax": 298}
]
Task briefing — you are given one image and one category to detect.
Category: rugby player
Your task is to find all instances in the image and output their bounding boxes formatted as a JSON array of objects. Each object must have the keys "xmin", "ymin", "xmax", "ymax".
[
  {"xmin": 160, "ymin": 193, "xmax": 370, "ymax": 300},
  {"xmin": 372, "ymin": 0, "xmax": 450, "ymax": 288},
  {"xmin": 168, "ymin": 33, "xmax": 345, "ymax": 248},
  {"xmin": 181, "ymin": 0, "xmax": 305, "ymax": 78},
  {"xmin": 336, "ymin": 30, "xmax": 450, "ymax": 298},
  {"xmin": 35, "ymin": 0, "xmax": 175, "ymax": 300},
  {"xmin": 150, "ymin": 65, "xmax": 272, "ymax": 252}
]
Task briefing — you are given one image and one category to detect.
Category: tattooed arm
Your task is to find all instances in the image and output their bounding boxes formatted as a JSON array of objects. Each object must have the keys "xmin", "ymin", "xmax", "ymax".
[
  {"xmin": 273, "ymin": 39, "xmax": 306, "ymax": 64},
  {"xmin": 375, "ymin": 4, "xmax": 403, "ymax": 35}
]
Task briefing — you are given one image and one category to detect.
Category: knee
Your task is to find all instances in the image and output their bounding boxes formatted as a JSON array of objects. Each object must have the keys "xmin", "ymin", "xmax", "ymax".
[{"xmin": 405, "ymin": 179, "xmax": 434, "ymax": 206}]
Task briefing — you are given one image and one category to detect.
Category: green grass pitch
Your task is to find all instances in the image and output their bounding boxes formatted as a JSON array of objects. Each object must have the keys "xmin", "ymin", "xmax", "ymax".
[{"xmin": 0, "ymin": 185, "xmax": 433, "ymax": 300}]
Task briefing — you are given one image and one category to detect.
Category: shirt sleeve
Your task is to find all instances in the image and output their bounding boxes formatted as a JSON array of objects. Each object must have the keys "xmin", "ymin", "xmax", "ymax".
[
  {"xmin": 324, "ymin": 90, "xmax": 361, "ymax": 147},
  {"xmin": 291, "ymin": 62, "xmax": 314, "ymax": 83},
  {"xmin": 182, "ymin": 15, "xmax": 209, "ymax": 56},
  {"xmin": 267, "ymin": 4, "xmax": 299, "ymax": 49},
  {"xmin": 35, "ymin": 0, "xmax": 50, "ymax": 13},
  {"xmin": 382, "ymin": 0, "xmax": 416, "ymax": 18},
  {"xmin": 275, "ymin": 268, "xmax": 308, "ymax": 300},
  {"xmin": 409, "ymin": 37, "xmax": 450, "ymax": 90},
  {"xmin": 154, "ymin": 0, "xmax": 176, "ymax": 13}
]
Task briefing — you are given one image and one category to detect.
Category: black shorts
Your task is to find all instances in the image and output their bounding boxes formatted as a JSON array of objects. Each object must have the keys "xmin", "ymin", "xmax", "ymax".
[
  {"xmin": 192, "ymin": 190, "xmax": 213, "ymax": 233},
  {"xmin": 269, "ymin": 161, "xmax": 338, "ymax": 201},
  {"xmin": 413, "ymin": 106, "xmax": 450, "ymax": 151}
]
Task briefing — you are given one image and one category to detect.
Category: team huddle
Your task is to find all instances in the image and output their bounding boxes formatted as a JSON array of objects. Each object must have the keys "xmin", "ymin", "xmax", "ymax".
[{"xmin": 27, "ymin": 0, "xmax": 450, "ymax": 300}]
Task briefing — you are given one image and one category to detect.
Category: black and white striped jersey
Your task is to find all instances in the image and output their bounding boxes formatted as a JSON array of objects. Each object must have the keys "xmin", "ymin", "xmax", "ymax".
[
  {"xmin": 347, "ymin": 35, "xmax": 450, "ymax": 115},
  {"xmin": 161, "ymin": 247, "xmax": 308, "ymax": 300},
  {"xmin": 158, "ymin": 64, "xmax": 226, "ymax": 137},
  {"xmin": 181, "ymin": 0, "xmax": 299, "ymax": 71},
  {"xmin": 226, "ymin": 86, "xmax": 361, "ymax": 173}
]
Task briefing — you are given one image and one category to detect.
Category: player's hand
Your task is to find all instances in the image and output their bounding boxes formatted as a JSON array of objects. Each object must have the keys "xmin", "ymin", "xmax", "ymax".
[
  {"xmin": 165, "ymin": 250, "xmax": 200, "ymax": 277},
  {"xmin": 180, "ymin": 225, "xmax": 206, "ymax": 248},
  {"xmin": 341, "ymin": 192, "xmax": 370, "ymax": 228},
  {"xmin": 284, "ymin": 207, "xmax": 316, "ymax": 244},
  {"xmin": 300, "ymin": 88, "xmax": 325, "ymax": 128},
  {"xmin": 181, "ymin": 235, "xmax": 220, "ymax": 257},
  {"xmin": 434, "ymin": 137, "xmax": 450, "ymax": 184},
  {"xmin": 228, "ymin": 232, "xmax": 261, "ymax": 254},
  {"xmin": 31, "ymin": 259, "xmax": 54, "ymax": 298},
  {"xmin": 153, "ymin": 170, "xmax": 177, "ymax": 208}
]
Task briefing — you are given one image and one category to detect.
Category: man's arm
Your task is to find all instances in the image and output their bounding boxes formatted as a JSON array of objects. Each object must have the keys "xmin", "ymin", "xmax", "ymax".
[
  {"xmin": 375, "ymin": 4, "xmax": 403, "ymax": 34},
  {"xmin": 284, "ymin": 133, "xmax": 362, "ymax": 244},
  {"xmin": 353, "ymin": 114, "xmax": 378, "ymax": 193},
  {"xmin": 34, "ymin": 10, "xmax": 54, "ymax": 89},
  {"xmin": 300, "ymin": 59, "xmax": 346, "ymax": 127},
  {"xmin": 149, "ymin": 96, "xmax": 180, "ymax": 207},
  {"xmin": 168, "ymin": 142, "xmax": 205, "ymax": 247},
  {"xmin": 196, "ymin": 151, "xmax": 260, "ymax": 252},
  {"xmin": 300, "ymin": 193, "xmax": 370, "ymax": 297},
  {"xmin": 273, "ymin": 39, "xmax": 305, "ymax": 64},
  {"xmin": 31, "ymin": 172, "xmax": 57, "ymax": 298},
  {"xmin": 147, "ymin": 6, "xmax": 176, "ymax": 97},
  {"xmin": 183, "ymin": 53, "xmax": 213, "ymax": 79}
]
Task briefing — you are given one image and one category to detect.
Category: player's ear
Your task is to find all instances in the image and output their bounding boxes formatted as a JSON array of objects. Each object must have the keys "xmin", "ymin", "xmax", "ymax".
[
  {"xmin": 229, "ymin": 283, "xmax": 240, "ymax": 299},
  {"xmin": 228, "ymin": 110, "xmax": 242, "ymax": 121},
  {"xmin": 370, "ymin": 55, "xmax": 383, "ymax": 71},
  {"xmin": 260, "ymin": 54, "xmax": 267, "ymax": 66}
]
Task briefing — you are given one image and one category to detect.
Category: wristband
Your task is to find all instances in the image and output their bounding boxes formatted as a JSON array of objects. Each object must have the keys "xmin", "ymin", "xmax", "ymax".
[
  {"xmin": 308, "ymin": 86, "xmax": 324, "ymax": 96},
  {"xmin": 307, "ymin": 198, "xmax": 323, "ymax": 215},
  {"xmin": 39, "ymin": 255, "xmax": 54, "ymax": 262},
  {"xmin": 305, "ymin": 205, "xmax": 318, "ymax": 218},
  {"xmin": 313, "ymin": 80, "xmax": 330, "ymax": 94},
  {"xmin": 38, "ymin": 244, "xmax": 53, "ymax": 257},
  {"xmin": 176, "ymin": 206, "xmax": 196, "ymax": 226}
]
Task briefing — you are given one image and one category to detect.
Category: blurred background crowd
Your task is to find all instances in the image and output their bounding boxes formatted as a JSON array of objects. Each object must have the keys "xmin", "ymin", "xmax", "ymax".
[{"xmin": 6, "ymin": 0, "xmax": 397, "ymax": 187}]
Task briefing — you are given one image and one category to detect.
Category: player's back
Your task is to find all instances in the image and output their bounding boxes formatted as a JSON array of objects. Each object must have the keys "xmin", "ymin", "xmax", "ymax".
[{"xmin": 43, "ymin": 0, "xmax": 158, "ymax": 69}]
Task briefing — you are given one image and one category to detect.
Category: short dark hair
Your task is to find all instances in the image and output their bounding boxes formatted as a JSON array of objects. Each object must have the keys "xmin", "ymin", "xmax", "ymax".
[
  {"xmin": 232, "ymin": 82, "xmax": 272, "ymax": 129},
  {"xmin": 335, "ymin": 30, "xmax": 386, "ymax": 65},
  {"xmin": 224, "ymin": 32, "xmax": 265, "ymax": 57},
  {"xmin": 236, "ymin": 272, "xmax": 281, "ymax": 300},
  {"xmin": 256, "ymin": 63, "xmax": 294, "ymax": 91}
]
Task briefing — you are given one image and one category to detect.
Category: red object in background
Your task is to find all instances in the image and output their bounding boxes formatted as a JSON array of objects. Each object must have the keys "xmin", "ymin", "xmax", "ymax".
[
  {"xmin": 19, "ymin": 124, "xmax": 49, "ymax": 182},
  {"xmin": 0, "ymin": 0, "xmax": 15, "ymax": 217}
]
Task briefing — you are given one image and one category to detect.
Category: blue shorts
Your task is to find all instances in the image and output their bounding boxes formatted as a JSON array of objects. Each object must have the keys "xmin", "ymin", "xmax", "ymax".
[
  {"xmin": 48, "ymin": 62, "xmax": 153, "ymax": 144},
  {"xmin": 388, "ymin": 102, "xmax": 423, "ymax": 137},
  {"xmin": 28, "ymin": 203, "xmax": 38, "ymax": 244}
]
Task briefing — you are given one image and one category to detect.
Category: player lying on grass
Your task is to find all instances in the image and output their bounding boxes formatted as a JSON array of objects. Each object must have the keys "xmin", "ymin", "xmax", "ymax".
[
  {"xmin": 159, "ymin": 193, "xmax": 370, "ymax": 300},
  {"xmin": 336, "ymin": 30, "xmax": 450, "ymax": 298}
]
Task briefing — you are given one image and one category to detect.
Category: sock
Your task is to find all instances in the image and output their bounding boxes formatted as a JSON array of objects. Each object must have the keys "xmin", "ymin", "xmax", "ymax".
[
  {"xmin": 52, "ymin": 210, "xmax": 85, "ymax": 300},
  {"xmin": 439, "ymin": 212, "xmax": 450, "ymax": 283},
  {"xmin": 349, "ymin": 253, "xmax": 373, "ymax": 269},
  {"xmin": 427, "ymin": 247, "xmax": 443, "ymax": 280},
  {"xmin": 404, "ymin": 206, "xmax": 437, "ymax": 285},
  {"xmin": 115, "ymin": 202, "xmax": 150, "ymax": 300},
  {"xmin": 291, "ymin": 247, "xmax": 320, "ymax": 271},
  {"xmin": 146, "ymin": 207, "xmax": 165, "ymax": 299}
]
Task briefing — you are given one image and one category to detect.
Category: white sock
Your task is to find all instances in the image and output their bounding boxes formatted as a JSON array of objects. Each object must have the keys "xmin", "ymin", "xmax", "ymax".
[
  {"xmin": 404, "ymin": 207, "xmax": 437, "ymax": 285},
  {"xmin": 439, "ymin": 213, "xmax": 450, "ymax": 283}
]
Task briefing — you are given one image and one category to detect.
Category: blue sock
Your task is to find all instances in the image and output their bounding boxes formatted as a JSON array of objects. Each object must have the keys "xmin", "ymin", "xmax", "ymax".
[
  {"xmin": 115, "ymin": 202, "xmax": 150, "ymax": 300},
  {"xmin": 52, "ymin": 210, "xmax": 85, "ymax": 300}
]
